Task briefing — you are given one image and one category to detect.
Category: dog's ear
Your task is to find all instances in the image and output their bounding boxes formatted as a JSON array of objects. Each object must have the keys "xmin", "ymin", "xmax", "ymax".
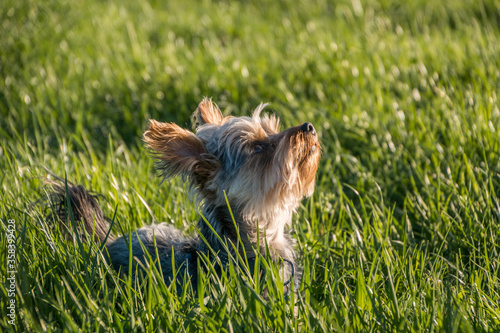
[
  {"xmin": 192, "ymin": 98, "xmax": 224, "ymax": 127},
  {"xmin": 144, "ymin": 120, "xmax": 220, "ymax": 181}
]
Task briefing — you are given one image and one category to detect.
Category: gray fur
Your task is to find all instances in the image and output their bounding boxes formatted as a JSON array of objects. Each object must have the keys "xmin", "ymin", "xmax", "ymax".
[{"xmin": 46, "ymin": 99, "xmax": 320, "ymax": 295}]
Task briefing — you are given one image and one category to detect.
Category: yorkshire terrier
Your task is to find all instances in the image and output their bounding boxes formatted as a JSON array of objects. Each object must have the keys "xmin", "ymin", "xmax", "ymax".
[{"xmin": 48, "ymin": 98, "xmax": 321, "ymax": 295}]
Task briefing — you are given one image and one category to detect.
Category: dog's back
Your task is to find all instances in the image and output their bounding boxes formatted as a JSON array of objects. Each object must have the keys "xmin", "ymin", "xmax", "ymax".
[
  {"xmin": 107, "ymin": 223, "xmax": 199, "ymax": 285},
  {"xmin": 47, "ymin": 179, "xmax": 199, "ymax": 287}
]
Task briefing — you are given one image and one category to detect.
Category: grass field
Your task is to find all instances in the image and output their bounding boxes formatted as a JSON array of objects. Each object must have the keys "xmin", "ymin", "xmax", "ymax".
[{"xmin": 1, "ymin": 0, "xmax": 500, "ymax": 331}]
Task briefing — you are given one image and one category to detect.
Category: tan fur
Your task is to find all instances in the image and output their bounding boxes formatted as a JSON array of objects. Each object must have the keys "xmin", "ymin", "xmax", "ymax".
[
  {"xmin": 192, "ymin": 98, "xmax": 225, "ymax": 127},
  {"xmin": 145, "ymin": 99, "xmax": 321, "ymax": 264},
  {"xmin": 49, "ymin": 98, "xmax": 321, "ymax": 296}
]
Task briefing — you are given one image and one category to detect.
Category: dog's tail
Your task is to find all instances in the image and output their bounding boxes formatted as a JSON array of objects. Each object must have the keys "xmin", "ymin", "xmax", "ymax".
[{"xmin": 45, "ymin": 177, "xmax": 115, "ymax": 245}]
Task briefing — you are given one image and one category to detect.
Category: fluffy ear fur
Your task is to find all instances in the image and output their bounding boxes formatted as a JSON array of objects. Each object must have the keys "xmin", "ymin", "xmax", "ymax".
[
  {"xmin": 144, "ymin": 120, "xmax": 219, "ymax": 182},
  {"xmin": 192, "ymin": 98, "xmax": 224, "ymax": 127}
]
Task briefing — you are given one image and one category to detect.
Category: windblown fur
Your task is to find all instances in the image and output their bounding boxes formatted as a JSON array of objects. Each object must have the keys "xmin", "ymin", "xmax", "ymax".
[
  {"xmin": 46, "ymin": 178, "xmax": 114, "ymax": 244},
  {"xmin": 47, "ymin": 98, "xmax": 321, "ymax": 294}
]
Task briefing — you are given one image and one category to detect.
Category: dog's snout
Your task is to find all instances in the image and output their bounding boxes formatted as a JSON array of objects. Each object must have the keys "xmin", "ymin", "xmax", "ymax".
[{"xmin": 300, "ymin": 122, "xmax": 316, "ymax": 135}]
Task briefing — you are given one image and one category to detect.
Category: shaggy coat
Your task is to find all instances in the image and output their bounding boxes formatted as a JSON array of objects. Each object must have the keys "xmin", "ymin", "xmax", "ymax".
[{"xmin": 48, "ymin": 98, "xmax": 320, "ymax": 294}]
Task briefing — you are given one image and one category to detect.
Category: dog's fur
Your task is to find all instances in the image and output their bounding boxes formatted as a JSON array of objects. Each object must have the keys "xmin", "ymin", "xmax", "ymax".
[{"xmin": 47, "ymin": 98, "xmax": 320, "ymax": 293}]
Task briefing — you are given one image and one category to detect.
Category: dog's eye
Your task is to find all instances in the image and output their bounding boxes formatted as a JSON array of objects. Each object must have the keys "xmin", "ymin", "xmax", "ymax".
[{"xmin": 254, "ymin": 144, "xmax": 264, "ymax": 153}]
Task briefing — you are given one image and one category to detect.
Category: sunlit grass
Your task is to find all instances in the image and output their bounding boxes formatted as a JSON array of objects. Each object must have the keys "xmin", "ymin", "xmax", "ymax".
[{"xmin": 1, "ymin": 0, "xmax": 500, "ymax": 331}]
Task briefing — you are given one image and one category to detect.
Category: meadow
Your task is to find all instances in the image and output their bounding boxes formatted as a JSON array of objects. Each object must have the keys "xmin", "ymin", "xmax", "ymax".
[{"xmin": 1, "ymin": 0, "xmax": 500, "ymax": 331}]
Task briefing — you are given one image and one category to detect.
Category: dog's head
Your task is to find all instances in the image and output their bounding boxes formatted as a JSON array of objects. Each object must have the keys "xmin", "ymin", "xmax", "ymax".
[{"xmin": 144, "ymin": 98, "xmax": 321, "ymax": 227}]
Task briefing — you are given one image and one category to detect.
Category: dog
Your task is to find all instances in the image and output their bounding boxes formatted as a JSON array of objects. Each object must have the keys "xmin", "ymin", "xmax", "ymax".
[{"xmin": 47, "ymin": 98, "xmax": 321, "ymax": 295}]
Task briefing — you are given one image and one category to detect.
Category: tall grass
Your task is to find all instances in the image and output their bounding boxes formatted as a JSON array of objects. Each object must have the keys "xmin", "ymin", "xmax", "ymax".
[{"xmin": 1, "ymin": 0, "xmax": 499, "ymax": 331}]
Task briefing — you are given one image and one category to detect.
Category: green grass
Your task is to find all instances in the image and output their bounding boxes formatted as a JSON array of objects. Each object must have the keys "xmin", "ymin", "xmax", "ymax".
[{"xmin": 1, "ymin": 0, "xmax": 500, "ymax": 331}]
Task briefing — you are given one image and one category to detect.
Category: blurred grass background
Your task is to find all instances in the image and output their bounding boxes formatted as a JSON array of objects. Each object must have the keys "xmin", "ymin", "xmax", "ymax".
[{"xmin": 1, "ymin": 0, "xmax": 500, "ymax": 331}]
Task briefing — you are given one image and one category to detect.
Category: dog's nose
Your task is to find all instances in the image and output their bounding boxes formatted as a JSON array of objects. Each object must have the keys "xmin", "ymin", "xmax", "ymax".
[{"xmin": 300, "ymin": 122, "xmax": 316, "ymax": 135}]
